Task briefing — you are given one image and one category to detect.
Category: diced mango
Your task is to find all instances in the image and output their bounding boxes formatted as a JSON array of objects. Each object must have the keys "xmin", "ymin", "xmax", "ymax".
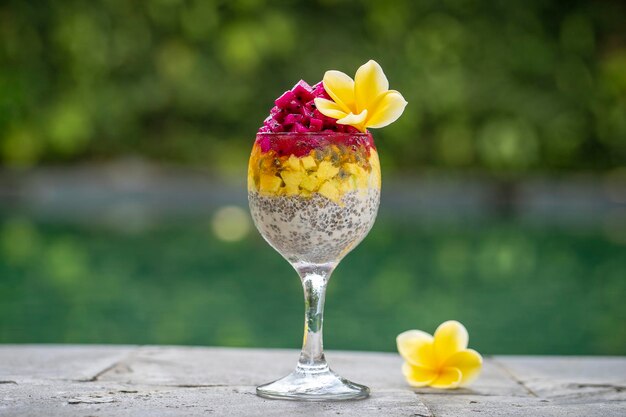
[
  {"xmin": 300, "ymin": 173, "xmax": 321, "ymax": 191},
  {"xmin": 369, "ymin": 149, "xmax": 380, "ymax": 167},
  {"xmin": 356, "ymin": 174, "xmax": 369, "ymax": 189},
  {"xmin": 346, "ymin": 163, "xmax": 369, "ymax": 179},
  {"xmin": 284, "ymin": 184, "xmax": 300, "ymax": 196},
  {"xmin": 248, "ymin": 175, "xmax": 257, "ymax": 191},
  {"xmin": 339, "ymin": 176, "xmax": 357, "ymax": 193},
  {"xmin": 318, "ymin": 181, "xmax": 339, "ymax": 202},
  {"xmin": 316, "ymin": 161, "xmax": 340, "ymax": 180},
  {"xmin": 247, "ymin": 164, "xmax": 255, "ymax": 189},
  {"xmin": 286, "ymin": 155, "xmax": 302, "ymax": 171},
  {"xmin": 343, "ymin": 163, "xmax": 361, "ymax": 176},
  {"xmin": 343, "ymin": 163, "xmax": 370, "ymax": 189},
  {"xmin": 280, "ymin": 170, "xmax": 305, "ymax": 188},
  {"xmin": 260, "ymin": 156, "xmax": 275, "ymax": 171},
  {"xmin": 259, "ymin": 174, "xmax": 283, "ymax": 193},
  {"xmin": 369, "ymin": 151, "xmax": 382, "ymax": 188},
  {"xmin": 301, "ymin": 155, "xmax": 317, "ymax": 170}
]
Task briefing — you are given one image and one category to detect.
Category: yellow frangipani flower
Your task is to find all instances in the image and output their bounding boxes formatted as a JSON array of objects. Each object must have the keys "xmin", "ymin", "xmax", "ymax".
[
  {"xmin": 397, "ymin": 320, "xmax": 483, "ymax": 389},
  {"xmin": 314, "ymin": 60, "xmax": 408, "ymax": 132}
]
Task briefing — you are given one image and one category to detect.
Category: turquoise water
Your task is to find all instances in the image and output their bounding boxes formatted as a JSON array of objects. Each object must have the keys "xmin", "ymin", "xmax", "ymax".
[{"xmin": 0, "ymin": 213, "xmax": 624, "ymax": 355}]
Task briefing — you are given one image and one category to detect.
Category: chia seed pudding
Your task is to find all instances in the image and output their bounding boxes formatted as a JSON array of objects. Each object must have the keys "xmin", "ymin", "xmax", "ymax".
[{"xmin": 249, "ymin": 189, "xmax": 380, "ymax": 264}]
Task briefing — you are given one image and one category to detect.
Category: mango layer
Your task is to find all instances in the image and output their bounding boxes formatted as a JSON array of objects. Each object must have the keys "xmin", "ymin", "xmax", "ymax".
[{"xmin": 248, "ymin": 144, "xmax": 380, "ymax": 203}]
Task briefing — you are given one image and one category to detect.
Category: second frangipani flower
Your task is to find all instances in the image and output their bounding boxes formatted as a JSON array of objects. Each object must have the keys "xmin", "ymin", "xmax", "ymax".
[
  {"xmin": 314, "ymin": 60, "xmax": 408, "ymax": 132},
  {"xmin": 397, "ymin": 321, "xmax": 483, "ymax": 389}
]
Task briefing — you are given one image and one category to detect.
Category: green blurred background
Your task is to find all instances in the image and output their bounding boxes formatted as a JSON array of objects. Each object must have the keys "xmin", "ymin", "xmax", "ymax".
[{"xmin": 1, "ymin": 0, "xmax": 625, "ymax": 354}]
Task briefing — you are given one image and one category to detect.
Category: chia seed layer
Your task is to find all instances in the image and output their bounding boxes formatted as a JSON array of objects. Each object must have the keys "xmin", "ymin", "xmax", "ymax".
[{"xmin": 249, "ymin": 190, "xmax": 380, "ymax": 264}]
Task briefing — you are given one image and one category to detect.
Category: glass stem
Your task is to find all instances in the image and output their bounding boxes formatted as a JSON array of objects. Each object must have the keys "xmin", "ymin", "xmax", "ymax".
[{"xmin": 294, "ymin": 262, "xmax": 334, "ymax": 373}]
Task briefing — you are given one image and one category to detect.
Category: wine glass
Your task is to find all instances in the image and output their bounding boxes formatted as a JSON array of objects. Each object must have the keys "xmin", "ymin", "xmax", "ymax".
[{"xmin": 248, "ymin": 131, "xmax": 381, "ymax": 401}]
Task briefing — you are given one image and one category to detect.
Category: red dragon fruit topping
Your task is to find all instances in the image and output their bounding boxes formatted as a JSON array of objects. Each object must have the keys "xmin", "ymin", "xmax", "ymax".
[
  {"xmin": 274, "ymin": 90, "xmax": 296, "ymax": 108},
  {"xmin": 283, "ymin": 113, "xmax": 304, "ymax": 126},
  {"xmin": 259, "ymin": 80, "xmax": 357, "ymax": 135},
  {"xmin": 258, "ymin": 134, "xmax": 271, "ymax": 152},
  {"xmin": 309, "ymin": 118, "xmax": 323, "ymax": 131},
  {"xmin": 293, "ymin": 122, "xmax": 309, "ymax": 133},
  {"xmin": 291, "ymin": 80, "xmax": 314, "ymax": 102},
  {"xmin": 256, "ymin": 79, "xmax": 373, "ymax": 156}
]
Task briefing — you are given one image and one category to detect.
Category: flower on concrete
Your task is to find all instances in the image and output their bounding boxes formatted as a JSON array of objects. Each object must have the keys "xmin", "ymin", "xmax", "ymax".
[
  {"xmin": 314, "ymin": 60, "xmax": 407, "ymax": 132},
  {"xmin": 397, "ymin": 320, "xmax": 482, "ymax": 389}
]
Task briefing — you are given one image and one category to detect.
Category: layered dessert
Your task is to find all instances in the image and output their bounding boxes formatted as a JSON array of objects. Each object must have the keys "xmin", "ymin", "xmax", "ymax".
[{"xmin": 248, "ymin": 81, "xmax": 381, "ymax": 264}]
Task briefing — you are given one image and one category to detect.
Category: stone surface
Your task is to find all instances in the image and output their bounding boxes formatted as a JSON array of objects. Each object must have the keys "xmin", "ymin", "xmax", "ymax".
[
  {"xmin": 0, "ymin": 345, "xmax": 625, "ymax": 416},
  {"xmin": 0, "ymin": 345, "xmax": 135, "ymax": 383}
]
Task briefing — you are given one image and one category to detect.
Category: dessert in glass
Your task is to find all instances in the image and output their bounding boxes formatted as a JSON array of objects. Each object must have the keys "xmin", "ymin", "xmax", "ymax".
[{"xmin": 248, "ymin": 61, "xmax": 407, "ymax": 401}]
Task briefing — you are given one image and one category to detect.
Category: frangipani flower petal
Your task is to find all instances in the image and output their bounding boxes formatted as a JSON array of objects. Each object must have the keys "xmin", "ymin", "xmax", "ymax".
[
  {"xmin": 430, "ymin": 367, "xmax": 463, "ymax": 389},
  {"xmin": 444, "ymin": 349, "xmax": 483, "ymax": 386},
  {"xmin": 314, "ymin": 98, "xmax": 348, "ymax": 120},
  {"xmin": 396, "ymin": 330, "xmax": 435, "ymax": 367},
  {"xmin": 337, "ymin": 110, "xmax": 368, "ymax": 132},
  {"xmin": 354, "ymin": 60, "xmax": 389, "ymax": 113},
  {"xmin": 322, "ymin": 70, "xmax": 356, "ymax": 114},
  {"xmin": 401, "ymin": 362, "xmax": 438, "ymax": 387},
  {"xmin": 433, "ymin": 320, "xmax": 469, "ymax": 364},
  {"xmin": 365, "ymin": 90, "xmax": 408, "ymax": 129}
]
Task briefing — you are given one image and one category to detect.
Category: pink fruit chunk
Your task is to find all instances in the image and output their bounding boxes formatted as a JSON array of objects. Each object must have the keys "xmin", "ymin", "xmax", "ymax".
[
  {"xmin": 264, "ymin": 116, "xmax": 284, "ymax": 132},
  {"xmin": 270, "ymin": 106, "xmax": 284, "ymax": 122},
  {"xmin": 292, "ymin": 80, "xmax": 313, "ymax": 102},
  {"xmin": 287, "ymin": 99, "xmax": 302, "ymax": 113},
  {"xmin": 284, "ymin": 113, "xmax": 304, "ymax": 126},
  {"xmin": 274, "ymin": 90, "xmax": 296, "ymax": 108},
  {"xmin": 258, "ymin": 135, "xmax": 271, "ymax": 152},
  {"xmin": 309, "ymin": 118, "xmax": 323, "ymax": 131},
  {"xmin": 293, "ymin": 122, "xmax": 309, "ymax": 133},
  {"xmin": 312, "ymin": 82, "xmax": 331, "ymax": 100},
  {"xmin": 338, "ymin": 124, "xmax": 360, "ymax": 133}
]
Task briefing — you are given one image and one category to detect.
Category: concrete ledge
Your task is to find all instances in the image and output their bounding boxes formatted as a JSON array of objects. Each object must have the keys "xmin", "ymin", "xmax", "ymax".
[{"xmin": 0, "ymin": 345, "xmax": 624, "ymax": 416}]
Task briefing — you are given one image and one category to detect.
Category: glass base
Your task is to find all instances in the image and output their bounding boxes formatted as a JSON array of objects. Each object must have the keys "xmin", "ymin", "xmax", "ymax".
[{"xmin": 256, "ymin": 365, "xmax": 370, "ymax": 401}]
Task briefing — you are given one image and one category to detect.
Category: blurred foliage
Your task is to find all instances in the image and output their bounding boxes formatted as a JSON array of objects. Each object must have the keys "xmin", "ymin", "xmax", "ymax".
[
  {"xmin": 0, "ymin": 212, "xmax": 625, "ymax": 355},
  {"xmin": 0, "ymin": 0, "xmax": 625, "ymax": 175}
]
